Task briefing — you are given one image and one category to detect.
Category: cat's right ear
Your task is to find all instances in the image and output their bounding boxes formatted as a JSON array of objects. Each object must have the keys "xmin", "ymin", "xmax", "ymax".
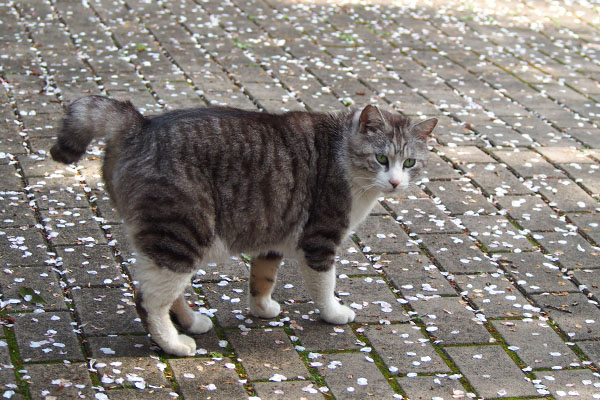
[{"xmin": 358, "ymin": 105, "xmax": 384, "ymax": 134}]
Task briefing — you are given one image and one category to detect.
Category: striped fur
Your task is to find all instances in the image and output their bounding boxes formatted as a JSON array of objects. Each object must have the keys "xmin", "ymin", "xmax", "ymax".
[{"xmin": 52, "ymin": 96, "xmax": 436, "ymax": 355}]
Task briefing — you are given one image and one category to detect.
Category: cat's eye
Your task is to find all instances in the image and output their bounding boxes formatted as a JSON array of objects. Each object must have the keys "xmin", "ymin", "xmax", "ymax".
[
  {"xmin": 403, "ymin": 158, "xmax": 416, "ymax": 168},
  {"xmin": 376, "ymin": 154, "xmax": 388, "ymax": 165}
]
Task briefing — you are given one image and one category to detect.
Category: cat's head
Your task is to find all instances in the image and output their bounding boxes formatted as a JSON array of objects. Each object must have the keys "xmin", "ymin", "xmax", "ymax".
[{"xmin": 346, "ymin": 105, "xmax": 437, "ymax": 194}]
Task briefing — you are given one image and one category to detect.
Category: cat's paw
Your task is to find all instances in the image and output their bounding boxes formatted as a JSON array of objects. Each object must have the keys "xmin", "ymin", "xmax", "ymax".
[
  {"xmin": 250, "ymin": 297, "xmax": 281, "ymax": 319},
  {"xmin": 187, "ymin": 313, "xmax": 213, "ymax": 334},
  {"xmin": 161, "ymin": 333, "xmax": 197, "ymax": 357},
  {"xmin": 320, "ymin": 303, "xmax": 356, "ymax": 325}
]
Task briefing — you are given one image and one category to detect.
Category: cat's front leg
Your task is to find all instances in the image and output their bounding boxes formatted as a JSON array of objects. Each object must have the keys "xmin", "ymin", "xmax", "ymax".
[{"xmin": 299, "ymin": 260, "xmax": 356, "ymax": 325}]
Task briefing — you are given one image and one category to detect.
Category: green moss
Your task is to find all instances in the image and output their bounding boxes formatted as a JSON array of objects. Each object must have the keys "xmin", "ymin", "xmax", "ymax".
[{"xmin": 2, "ymin": 321, "xmax": 30, "ymax": 398}]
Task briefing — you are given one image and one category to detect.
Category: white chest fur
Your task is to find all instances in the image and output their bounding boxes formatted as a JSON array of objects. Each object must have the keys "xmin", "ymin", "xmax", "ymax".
[{"xmin": 348, "ymin": 188, "xmax": 381, "ymax": 232}]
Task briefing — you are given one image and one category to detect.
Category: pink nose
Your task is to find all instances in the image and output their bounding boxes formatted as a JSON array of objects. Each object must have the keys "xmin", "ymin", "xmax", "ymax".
[{"xmin": 389, "ymin": 179, "xmax": 400, "ymax": 188}]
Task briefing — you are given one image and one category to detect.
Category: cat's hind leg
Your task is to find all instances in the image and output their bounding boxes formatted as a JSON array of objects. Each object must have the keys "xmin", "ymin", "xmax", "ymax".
[
  {"xmin": 249, "ymin": 252, "xmax": 282, "ymax": 319},
  {"xmin": 170, "ymin": 295, "xmax": 213, "ymax": 334},
  {"xmin": 134, "ymin": 255, "xmax": 198, "ymax": 356}
]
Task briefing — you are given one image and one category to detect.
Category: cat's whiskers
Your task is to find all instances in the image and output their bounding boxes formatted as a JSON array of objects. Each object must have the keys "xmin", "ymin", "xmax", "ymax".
[{"xmin": 351, "ymin": 182, "xmax": 380, "ymax": 199}]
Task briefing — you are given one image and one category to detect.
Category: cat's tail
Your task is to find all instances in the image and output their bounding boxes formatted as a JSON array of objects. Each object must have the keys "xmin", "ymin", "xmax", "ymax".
[{"xmin": 51, "ymin": 95, "xmax": 145, "ymax": 164}]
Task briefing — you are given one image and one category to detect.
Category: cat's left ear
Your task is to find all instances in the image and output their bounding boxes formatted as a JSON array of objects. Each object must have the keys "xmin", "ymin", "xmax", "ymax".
[{"xmin": 411, "ymin": 118, "xmax": 438, "ymax": 140}]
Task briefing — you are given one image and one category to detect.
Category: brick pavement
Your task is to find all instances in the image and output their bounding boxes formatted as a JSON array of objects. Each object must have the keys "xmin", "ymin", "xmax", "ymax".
[{"xmin": 1, "ymin": 0, "xmax": 599, "ymax": 398}]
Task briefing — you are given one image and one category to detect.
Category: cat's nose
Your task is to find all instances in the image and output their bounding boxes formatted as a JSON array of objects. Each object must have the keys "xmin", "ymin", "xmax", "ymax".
[{"xmin": 389, "ymin": 179, "xmax": 400, "ymax": 188}]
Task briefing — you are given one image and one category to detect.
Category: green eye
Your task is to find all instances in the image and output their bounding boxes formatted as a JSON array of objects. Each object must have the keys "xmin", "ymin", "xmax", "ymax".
[
  {"xmin": 375, "ymin": 154, "xmax": 388, "ymax": 165},
  {"xmin": 403, "ymin": 158, "xmax": 416, "ymax": 168}
]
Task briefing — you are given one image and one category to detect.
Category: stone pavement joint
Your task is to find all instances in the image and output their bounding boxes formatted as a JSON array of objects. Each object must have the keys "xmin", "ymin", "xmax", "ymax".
[{"xmin": 1, "ymin": 0, "xmax": 599, "ymax": 399}]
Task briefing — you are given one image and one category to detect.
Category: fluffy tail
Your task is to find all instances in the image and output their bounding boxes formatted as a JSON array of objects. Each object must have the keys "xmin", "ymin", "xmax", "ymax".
[{"xmin": 51, "ymin": 95, "xmax": 145, "ymax": 164}]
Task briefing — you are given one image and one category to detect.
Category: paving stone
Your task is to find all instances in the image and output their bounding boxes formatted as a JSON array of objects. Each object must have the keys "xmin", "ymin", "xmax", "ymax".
[
  {"xmin": 363, "ymin": 324, "xmax": 451, "ymax": 375},
  {"xmin": 193, "ymin": 257, "xmax": 249, "ymax": 282},
  {"xmin": 288, "ymin": 306, "xmax": 361, "ymax": 351},
  {"xmin": 17, "ymin": 155, "xmax": 77, "ymax": 178},
  {"xmin": 567, "ymin": 127, "xmax": 600, "ymax": 148},
  {"xmin": 4, "ymin": 2, "xmax": 600, "ymax": 399},
  {"xmin": 369, "ymin": 200, "xmax": 389, "ymax": 215},
  {"xmin": 14, "ymin": 311, "xmax": 83, "ymax": 362},
  {"xmin": 169, "ymin": 357, "xmax": 248, "ymax": 399},
  {"xmin": 560, "ymin": 161, "xmax": 600, "ymax": 195},
  {"xmin": 0, "ymin": 164, "xmax": 23, "ymax": 191},
  {"xmin": 378, "ymin": 253, "xmax": 458, "ymax": 296},
  {"xmin": 455, "ymin": 272, "xmax": 540, "ymax": 318},
  {"xmin": 492, "ymin": 319, "xmax": 581, "ymax": 369},
  {"xmin": 577, "ymin": 341, "xmax": 600, "ymax": 366},
  {"xmin": 444, "ymin": 345, "xmax": 539, "ymax": 398},
  {"xmin": 533, "ymin": 292, "xmax": 600, "ymax": 340},
  {"xmin": 25, "ymin": 363, "xmax": 95, "ymax": 399},
  {"xmin": 493, "ymin": 149, "xmax": 567, "ymax": 178},
  {"xmin": 202, "ymin": 279, "xmax": 266, "ymax": 329},
  {"xmin": 56, "ymin": 245, "xmax": 126, "ymax": 287},
  {"xmin": 573, "ymin": 269, "xmax": 600, "ymax": 299},
  {"xmin": 408, "ymin": 296, "xmax": 492, "ymax": 345},
  {"xmin": 253, "ymin": 381, "xmax": 324, "ymax": 399},
  {"xmin": 271, "ymin": 260, "xmax": 311, "ymax": 303},
  {"xmin": 0, "ymin": 227, "xmax": 50, "ymax": 267},
  {"xmin": 534, "ymin": 231, "xmax": 600, "ymax": 269},
  {"xmin": 0, "ymin": 265, "xmax": 67, "ymax": 311},
  {"xmin": 496, "ymin": 195, "xmax": 569, "ymax": 232},
  {"xmin": 317, "ymin": 352, "xmax": 397, "ymax": 398},
  {"xmin": 0, "ymin": 191, "xmax": 36, "ymax": 228},
  {"xmin": 104, "ymin": 223, "xmax": 135, "ymax": 263},
  {"xmin": 86, "ymin": 335, "xmax": 158, "ymax": 358},
  {"xmin": 422, "ymin": 151, "xmax": 463, "ymax": 180},
  {"xmin": 30, "ymin": 176, "xmax": 89, "ymax": 209},
  {"xmin": 425, "ymin": 179, "xmax": 497, "ymax": 215},
  {"xmin": 420, "ymin": 233, "xmax": 497, "ymax": 274},
  {"xmin": 499, "ymin": 251, "xmax": 578, "ymax": 294},
  {"xmin": 567, "ymin": 212, "xmax": 600, "ymax": 244},
  {"xmin": 459, "ymin": 162, "xmax": 532, "ymax": 196},
  {"xmin": 93, "ymin": 356, "xmax": 170, "ymax": 390},
  {"xmin": 71, "ymin": 287, "xmax": 144, "ymax": 335},
  {"xmin": 388, "ymin": 198, "xmax": 463, "ymax": 234},
  {"xmin": 386, "ymin": 185, "xmax": 430, "ymax": 200},
  {"xmin": 503, "ymin": 115, "xmax": 568, "ymax": 146},
  {"xmin": 226, "ymin": 328, "xmax": 308, "ymax": 381},
  {"xmin": 533, "ymin": 178, "xmax": 599, "ymax": 212},
  {"xmin": 536, "ymin": 147, "xmax": 597, "ymax": 164},
  {"xmin": 335, "ymin": 237, "xmax": 374, "ymax": 275},
  {"xmin": 397, "ymin": 375, "xmax": 470, "ymax": 400},
  {"xmin": 460, "ymin": 214, "xmax": 537, "ymax": 252},
  {"xmin": 106, "ymin": 390, "xmax": 176, "ymax": 400},
  {"xmin": 337, "ymin": 277, "xmax": 407, "ymax": 323},
  {"xmin": 534, "ymin": 369, "xmax": 600, "ymax": 398},
  {"xmin": 354, "ymin": 215, "xmax": 416, "ymax": 254},
  {"xmin": 434, "ymin": 146, "xmax": 496, "ymax": 164},
  {"xmin": 41, "ymin": 207, "xmax": 107, "ymax": 246}
]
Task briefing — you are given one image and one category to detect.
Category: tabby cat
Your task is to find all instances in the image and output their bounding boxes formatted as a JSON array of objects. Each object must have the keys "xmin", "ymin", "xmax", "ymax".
[{"xmin": 51, "ymin": 96, "xmax": 436, "ymax": 356}]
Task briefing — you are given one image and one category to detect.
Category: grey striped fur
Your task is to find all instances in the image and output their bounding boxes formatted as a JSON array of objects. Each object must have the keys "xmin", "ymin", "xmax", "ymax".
[{"xmin": 51, "ymin": 96, "xmax": 436, "ymax": 355}]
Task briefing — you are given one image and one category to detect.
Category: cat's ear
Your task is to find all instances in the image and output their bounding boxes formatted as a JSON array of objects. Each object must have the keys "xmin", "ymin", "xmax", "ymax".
[
  {"xmin": 411, "ymin": 118, "xmax": 437, "ymax": 141},
  {"xmin": 358, "ymin": 105, "xmax": 385, "ymax": 134}
]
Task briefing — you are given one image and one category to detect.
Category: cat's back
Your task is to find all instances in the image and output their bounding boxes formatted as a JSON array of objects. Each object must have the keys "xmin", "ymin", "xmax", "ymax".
[{"xmin": 107, "ymin": 106, "xmax": 343, "ymax": 255}]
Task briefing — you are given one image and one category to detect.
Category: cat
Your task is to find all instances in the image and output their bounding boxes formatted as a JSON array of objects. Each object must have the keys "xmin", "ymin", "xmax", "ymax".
[{"xmin": 51, "ymin": 95, "xmax": 437, "ymax": 356}]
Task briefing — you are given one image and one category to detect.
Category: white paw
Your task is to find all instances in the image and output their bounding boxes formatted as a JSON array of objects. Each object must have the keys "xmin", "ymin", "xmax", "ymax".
[
  {"xmin": 161, "ymin": 333, "xmax": 197, "ymax": 357},
  {"xmin": 320, "ymin": 303, "xmax": 356, "ymax": 325},
  {"xmin": 187, "ymin": 313, "xmax": 213, "ymax": 334},
  {"xmin": 250, "ymin": 297, "xmax": 281, "ymax": 319}
]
